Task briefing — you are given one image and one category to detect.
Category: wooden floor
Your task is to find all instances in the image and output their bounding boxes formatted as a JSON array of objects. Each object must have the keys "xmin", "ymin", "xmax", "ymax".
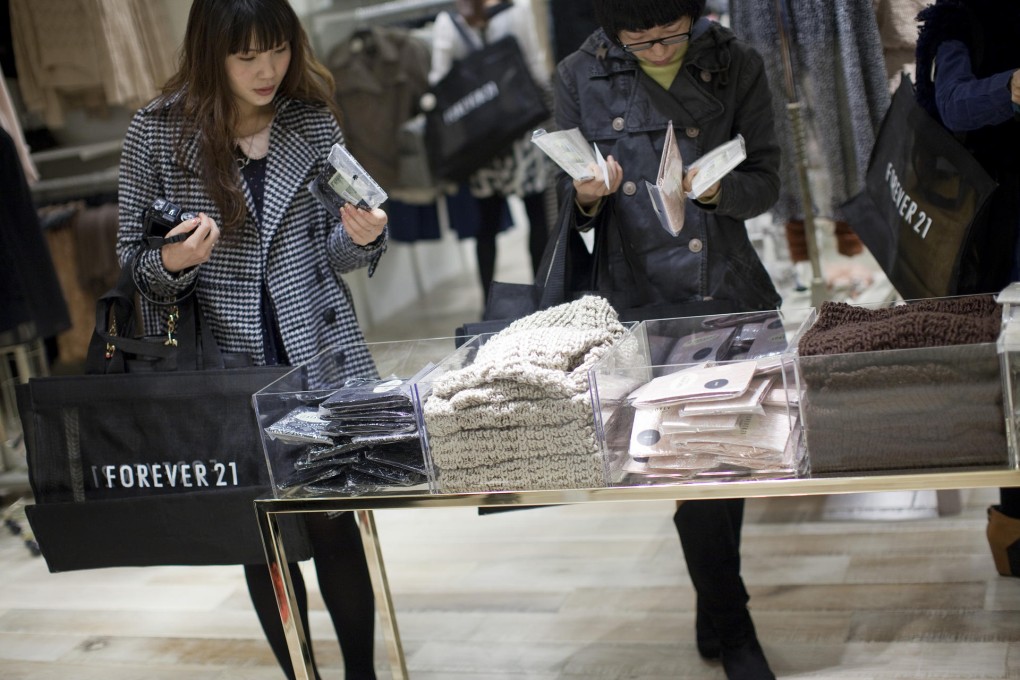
[
  {"xmin": 3, "ymin": 222, "xmax": 1016, "ymax": 678},
  {"xmin": 1, "ymin": 489, "xmax": 1019, "ymax": 679}
]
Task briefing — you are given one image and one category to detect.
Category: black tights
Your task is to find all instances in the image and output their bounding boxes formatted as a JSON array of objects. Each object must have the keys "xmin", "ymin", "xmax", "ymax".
[
  {"xmin": 245, "ymin": 512, "xmax": 377, "ymax": 680},
  {"xmin": 475, "ymin": 192, "xmax": 551, "ymax": 303}
]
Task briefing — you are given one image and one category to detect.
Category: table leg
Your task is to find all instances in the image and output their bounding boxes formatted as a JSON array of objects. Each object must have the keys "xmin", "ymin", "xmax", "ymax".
[
  {"xmin": 257, "ymin": 506, "xmax": 315, "ymax": 680},
  {"xmin": 356, "ymin": 509, "xmax": 409, "ymax": 679}
]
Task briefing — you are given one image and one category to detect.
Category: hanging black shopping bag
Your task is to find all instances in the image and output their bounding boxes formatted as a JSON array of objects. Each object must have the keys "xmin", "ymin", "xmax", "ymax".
[
  {"xmin": 16, "ymin": 263, "xmax": 309, "ymax": 571},
  {"xmin": 423, "ymin": 12, "xmax": 550, "ymax": 182},
  {"xmin": 455, "ymin": 189, "xmax": 597, "ymax": 341},
  {"xmin": 844, "ymin": 75, "xmax": 998, "ymax": 300}
]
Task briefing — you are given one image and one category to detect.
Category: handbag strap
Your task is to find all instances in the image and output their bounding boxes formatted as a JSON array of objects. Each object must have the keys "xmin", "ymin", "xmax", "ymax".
[{"xmin": 85, "ymin": 255, "xmax": 226, "ymax": 374}]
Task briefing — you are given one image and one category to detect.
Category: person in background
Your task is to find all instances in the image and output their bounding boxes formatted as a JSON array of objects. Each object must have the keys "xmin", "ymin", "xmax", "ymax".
[
  {"xmin": 115, "ymin": 0, "xmax": 388, "ymax": 677},
  {"xmin": 915, "ymin": 0, "xmax": 1020, "ymax": 579},
  {"xmin": 554, "ymin": 1, "xmax": 780, "ymax": 678},
  {"xmin": 429, "ymin": 0, "xmax": 555, "ymax": 302}
]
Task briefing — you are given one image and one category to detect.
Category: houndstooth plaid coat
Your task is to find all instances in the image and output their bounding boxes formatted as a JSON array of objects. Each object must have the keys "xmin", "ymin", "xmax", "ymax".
[{"xmin": 116, "ymin": 95, "xmax": 387, "ymax": 388}]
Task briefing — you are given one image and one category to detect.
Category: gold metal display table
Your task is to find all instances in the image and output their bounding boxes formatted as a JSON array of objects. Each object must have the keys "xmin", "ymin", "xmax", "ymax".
[{"xmin": 255, "ymin": 468, "xmax": 1020, "ymax": 680}]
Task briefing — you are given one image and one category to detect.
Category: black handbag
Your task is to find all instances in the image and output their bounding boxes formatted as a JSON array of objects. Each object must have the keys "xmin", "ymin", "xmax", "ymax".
[
  {"xmin": 423, "ymin": 9, "xmax": 550, "ymax": 183},
  {"xmin": 455, "ymin": 189, "xmax": 596, "ymax": 340},
  {"xmin": 17, "ymin": 262, "xmax": 309, "ymax": 571},
  {"xmin": 842, "ymin": 74, "xmax": 999, "ymax": 300}
]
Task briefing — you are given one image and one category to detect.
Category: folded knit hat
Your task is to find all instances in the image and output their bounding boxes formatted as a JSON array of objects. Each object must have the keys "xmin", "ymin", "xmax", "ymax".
[
  {"xmin": 798, "ymin": 295, "xmax": 1001, "ymax": 356},
  {"xmin": 423, "ymin": 296, "xmax": 627, "ymax": 492}
]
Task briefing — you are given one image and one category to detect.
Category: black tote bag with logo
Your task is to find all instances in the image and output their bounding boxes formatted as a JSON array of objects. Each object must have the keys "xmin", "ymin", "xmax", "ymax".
[
  {"xmin": 424, "ymin": 10, "xmax": 550, "ymax": 182},
  {"xmin": 17, "ymin": 265, "xmax": 309, "ymax": 571},
  {"xmin": 843, "ymin": 75, "xmax": 999, "ymax": 300}
]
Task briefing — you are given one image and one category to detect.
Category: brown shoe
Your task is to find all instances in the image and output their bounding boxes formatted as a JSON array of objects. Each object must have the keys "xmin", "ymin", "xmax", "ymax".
[
  {"xmin": 785, "ymin": 219, "xmax": 808, "ymax": 262},
  {"xmin": 834, "ymin": 220, "xmax": 864, "ymax": 257},
  {"xmin": 987, "ymin": 505, "xmax": 1020, "ymax": 577}
]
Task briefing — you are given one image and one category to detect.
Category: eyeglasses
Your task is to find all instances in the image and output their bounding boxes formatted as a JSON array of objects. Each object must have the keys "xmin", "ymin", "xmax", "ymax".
[{"xmin": 620, "ymin": 32, "xmax": 692, "ymax": 53}]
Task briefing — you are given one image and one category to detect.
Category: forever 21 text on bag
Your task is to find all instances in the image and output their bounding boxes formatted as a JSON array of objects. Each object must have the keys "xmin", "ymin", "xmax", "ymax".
[{"xmin": 423, "ymin": 12, "xmax": 550, "ymax": 183}]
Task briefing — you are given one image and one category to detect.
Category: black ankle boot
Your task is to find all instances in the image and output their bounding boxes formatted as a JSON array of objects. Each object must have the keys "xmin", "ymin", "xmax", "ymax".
[{"xmin": 720, "ymin": 629, "xmax": 775, "ymax": 680}]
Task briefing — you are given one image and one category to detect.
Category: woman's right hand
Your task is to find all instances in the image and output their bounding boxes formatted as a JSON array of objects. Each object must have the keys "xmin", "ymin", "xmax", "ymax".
[
  {"xmin": 160, "ymin": 212, "xmax": 220, "ymax": 273},
  {"xmin": 573, "ymin": 154, "xmax": 623, "ymax": 211}
]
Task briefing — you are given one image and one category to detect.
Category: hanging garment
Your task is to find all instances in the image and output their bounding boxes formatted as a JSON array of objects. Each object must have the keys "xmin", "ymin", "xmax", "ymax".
[
  {"xmin": 328, "ymin": 26, "xmax": 431, "ymax": 193},
  {"xmin": 9, "ymin": 0, "xmax": 175, "ymax": 127},
  {"xmin": 730, "ymin": 0, "xmax": 890, "ymax": 223},
  {"xmin": 0, "ymin": 128, "xmax": 70, "ymax": 345}
]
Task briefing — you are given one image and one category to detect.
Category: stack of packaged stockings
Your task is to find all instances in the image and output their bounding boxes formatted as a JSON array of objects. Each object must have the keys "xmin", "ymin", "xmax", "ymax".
[
  {"xmin": 422, "ymin": 296, "xmax": 627, "ymax": 492},
  {"xmin": 797, "ymin": 295, "xmax": 1007, "ymax": 473},
  {"xmin": 265, "ymin": 377, "xmax": 428, "ymax": 494}
]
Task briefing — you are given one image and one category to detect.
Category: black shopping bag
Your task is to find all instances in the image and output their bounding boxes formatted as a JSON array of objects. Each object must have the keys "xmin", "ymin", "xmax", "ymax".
[
  {"xmin": 845, "ymin": 75, "xmax": 998, "ymax": 300},
  {"xmin": 17, "ymin": 263, "xmax": 310, "ymax": 571},
  {"xmin": 424, "ymin": 15, "xmax": 550, "ymax": 182}
]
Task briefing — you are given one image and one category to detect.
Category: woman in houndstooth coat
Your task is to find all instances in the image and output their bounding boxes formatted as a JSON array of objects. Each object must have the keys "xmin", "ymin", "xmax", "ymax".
[{"xmin": 115, "ymin": 1, "xmax": 387, "ymax": 677}]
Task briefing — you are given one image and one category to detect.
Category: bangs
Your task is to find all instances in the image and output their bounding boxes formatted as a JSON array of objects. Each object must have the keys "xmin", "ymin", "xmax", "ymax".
[{"xmin": 227, "ymin": 1, "xmax": 297, "ymax": 54}]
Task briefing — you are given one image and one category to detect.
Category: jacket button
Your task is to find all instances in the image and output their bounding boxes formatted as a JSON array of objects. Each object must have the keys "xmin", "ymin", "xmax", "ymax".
[
  {"xmin": 686, "ymin": 127, "xmax": 700, "ymax": 138},
  {"xmin": 322, "ymin": 308, "xmax": 337, "ymax": 323},
  {"xmin": 622, "ymin": 181, "xmax": 637, "ymax": 196},
  {"xmin": 612, "ymin": 117, "xmax": 625, "ymax": 131},
  {"xmin": 700, "ymin": 70, "xmax": 712, "ymax": 83},
  {"xmin": 688, "ymin": 238, "xmax": 703, "ymax": 253}
]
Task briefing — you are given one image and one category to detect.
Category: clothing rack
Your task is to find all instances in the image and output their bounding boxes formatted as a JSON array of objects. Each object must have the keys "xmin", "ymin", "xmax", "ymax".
[{"xmin": 308, "ymin": 0, "xmax": 454, "ymax": 55}]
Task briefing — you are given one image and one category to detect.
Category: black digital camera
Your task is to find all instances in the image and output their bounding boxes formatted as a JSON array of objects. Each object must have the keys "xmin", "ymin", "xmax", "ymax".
[{"xmin": 142, "ymin": 198, "xmax": 199, "ymax": 248}]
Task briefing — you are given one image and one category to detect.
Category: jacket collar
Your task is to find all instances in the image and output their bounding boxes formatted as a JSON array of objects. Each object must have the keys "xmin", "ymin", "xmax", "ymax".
[
  {"xmin": 582, "ymin": 19, "xmax": 733, "ymax": 127},
  {"xmin": 168, "ymin": 96, "xmax": 321, "ymax": 238}
]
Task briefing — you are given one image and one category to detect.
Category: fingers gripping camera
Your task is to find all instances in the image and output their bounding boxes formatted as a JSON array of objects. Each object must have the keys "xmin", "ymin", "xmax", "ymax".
[{"xmin": 142, "ymin": 198, "xmax": 199, "ymax": 249}]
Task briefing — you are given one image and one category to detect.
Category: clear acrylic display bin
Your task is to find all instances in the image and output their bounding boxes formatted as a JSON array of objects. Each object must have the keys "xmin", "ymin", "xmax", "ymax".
[
  {"xmin": 414, "ymin": 332, "xmax": 616, "ymax": 493},
  {"xmin": 797, "ymin": 297, "xmax": 1012, "ymax": 475},
  {"xmin": 253, "ymin": 337, "xmax": 468, "ymax": 498},
  {"xmin": 997, "ymin": 283, "xmax": 1020, "ymax": 466},
  {"xmin": 590, "ymin": 309, "xmax": 812, "ymax": 487}
]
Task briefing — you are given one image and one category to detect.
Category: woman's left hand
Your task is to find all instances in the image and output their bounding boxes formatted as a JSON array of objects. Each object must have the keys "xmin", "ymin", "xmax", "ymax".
[
  {"xmin": 341, "ymin": 204, "xmax": 387, "ymax": 245},
  {"xmin": 683, "ymin": 167, "xmax": 721, "ymax": 202}
]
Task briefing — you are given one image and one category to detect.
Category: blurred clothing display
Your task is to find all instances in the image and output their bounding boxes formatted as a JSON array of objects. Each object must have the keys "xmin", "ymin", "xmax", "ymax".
[
  {"xmin": 328, "ymin": 26, "xmax": 431, "ymax": 193},
  {"xmin": 9, "ymin": 0, "xmax": 175, "ymax": 127},
  {"xmin": 730, "ymin": 0, "xmax": 890, "ymax": 260}
]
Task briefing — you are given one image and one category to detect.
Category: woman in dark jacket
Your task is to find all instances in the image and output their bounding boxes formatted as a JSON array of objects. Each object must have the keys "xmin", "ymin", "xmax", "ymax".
[{"xmin": 555, "ymin": 1, "xmax": 780, "ymax": 678}]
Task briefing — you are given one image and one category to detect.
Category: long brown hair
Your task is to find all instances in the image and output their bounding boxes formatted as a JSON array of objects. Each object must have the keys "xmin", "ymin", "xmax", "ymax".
[{"xmin": 159, "ymin": 0, "xmax": 340, "ymax": 232}]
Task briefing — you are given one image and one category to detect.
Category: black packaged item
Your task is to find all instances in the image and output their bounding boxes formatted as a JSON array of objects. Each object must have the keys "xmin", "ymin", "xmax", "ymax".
[
  {"xmin": 746, "ymin": 316, "xmax": 789, "ymax": 360},
  {"xmin": 293, "ymin": 445, "xmax": 363, "ymax": 471},
  {"xmin": 365, "ymin": 444, "xmax": 428, "ymax": 475},
  {"xmin": 351, "ymin": 459, "xmax": 427, "ymax": 487},
  {"xmin": 265, "ymin": 406, "xmax": 335, "ymax": 445},
  {"xmin": 277, "ymin": 461, "xmax": 351, "ymax": 490},
  {"xmin": 302, "ymin": 431, "xmax": 420, "ymax": 464},
  {"xmin": 322, "ymin": 419, "xmax": 418, "ymax": 438},
  {"xmin": 320, "ymin": 376, "xmax": 414, "ymax": 412}
]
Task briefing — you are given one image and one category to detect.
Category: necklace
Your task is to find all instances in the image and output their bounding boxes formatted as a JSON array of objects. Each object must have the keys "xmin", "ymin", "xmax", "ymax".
[{"xmin": 235, "ymin": 112, "xmax": 273, "ymax": 169}]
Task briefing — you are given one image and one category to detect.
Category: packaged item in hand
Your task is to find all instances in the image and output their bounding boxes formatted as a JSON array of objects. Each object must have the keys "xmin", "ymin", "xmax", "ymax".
[
  {"xmin": 308, "ymin": 143, "xmax": 388, "ymax": 218},
  {"xmin": 531, "ymin": 128, "xmax": 608, "ymax": 185},
  {"xmin": 646, "ymin": 121, "xmax": 686, "ymax": 236},
  {"xmin": 686, "ymin": 134, "xmax": 746, "ymax": 199}
]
